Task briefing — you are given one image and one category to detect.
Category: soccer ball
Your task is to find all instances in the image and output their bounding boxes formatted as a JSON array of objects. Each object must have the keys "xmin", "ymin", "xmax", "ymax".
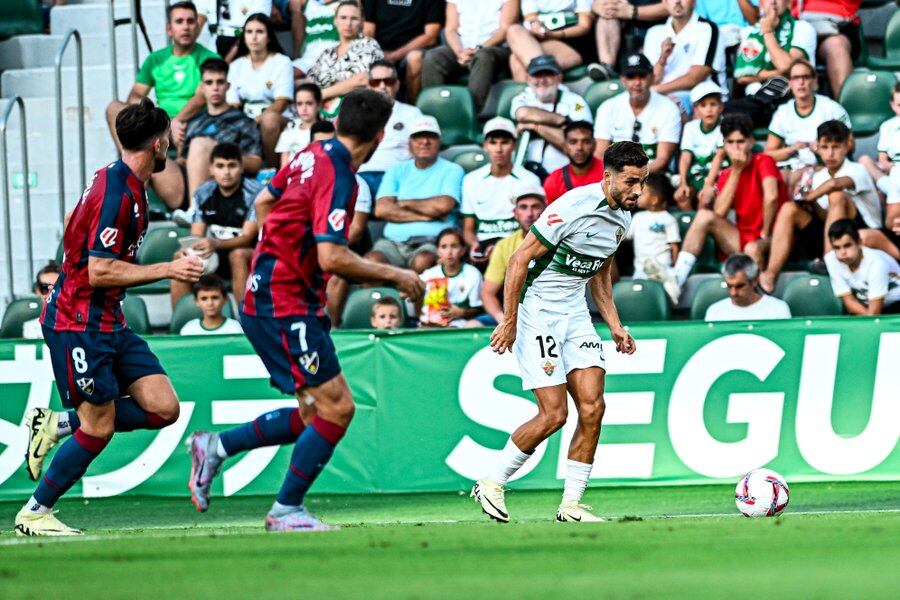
[
  {"xmin": 735, "ymin": 468, "xmax": 790, "ymax": 517},
  {"xmin": 185, "ymin": 247, "xmax": 219, "ymax": 275}
]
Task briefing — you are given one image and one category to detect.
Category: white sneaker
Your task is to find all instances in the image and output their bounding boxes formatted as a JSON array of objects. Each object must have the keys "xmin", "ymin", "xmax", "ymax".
[
  {"xmin": 643, "ymin": 257, "xmax": 680, "ymax": 304},
  {"xmin": 14, "ymin": 508, "xmax": 82, "ymax": 536},
  {"xmin": 556, "ymin": 500, "xmax": 605, "ymax": 523},
  {"xmin": 471, "ymin": 479, "xmax": 509, "ymax": 523},
  {"xmin": 24, "ymin": 408, "xmax": 60, "ymax": 481}
]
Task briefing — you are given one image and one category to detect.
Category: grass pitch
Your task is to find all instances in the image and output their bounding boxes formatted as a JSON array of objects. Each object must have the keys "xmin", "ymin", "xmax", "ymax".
[{"xmin": 1, "ymin": 482, "xmax": 898, "ymax": 599}]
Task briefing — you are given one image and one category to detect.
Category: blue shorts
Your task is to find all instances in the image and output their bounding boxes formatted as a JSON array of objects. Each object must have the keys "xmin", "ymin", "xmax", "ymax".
[
  {"xmin": 42, "ymin": 327, "xmax": 166, "ymax": 409},
  {"xmin": 240, "ymin": 312, "xmax": 341, "ymax": 395}
]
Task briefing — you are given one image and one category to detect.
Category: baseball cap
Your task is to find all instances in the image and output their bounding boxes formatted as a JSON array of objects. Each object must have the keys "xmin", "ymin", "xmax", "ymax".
[
  {"xmin": 690, "ymin": 80, "xmax": 724, "ymax": 104},
  {"xmin": 621, "ymin": 53, "xmax": 652, "ymax": 77},
  {"xmin": 527, "ymin": 55, "xmax": 561, "ymax": 76},
  {"xmin": 409, "ymin": 115, "xmax": 441, "ymax": 137},
  {"xmin": 513, "ymin": 181, "xmax": 546, "ymax": 203},
  {"xmin": 482, "ymin": 116, "xmax": 517, "ymax": 138}
]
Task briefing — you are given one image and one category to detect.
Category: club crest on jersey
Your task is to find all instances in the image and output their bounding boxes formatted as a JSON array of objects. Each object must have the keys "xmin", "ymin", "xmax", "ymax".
[
  {"xmin": 546, "ymin": 213, "xmax": 563, "ymax": 226},
  {"xmin": 76, "ymin": 377, "xmax": 94, "ymax": 395},
  {"xmin": 542, "ymin": 360, "xmax": 556, "ymax": 376},
  {"xmin": 299, "ymin": 352, "xmax": 320, "ymax": 374},
  {"xmin": 615, "ymin": 227, "xmax": 625, "ymax": 245},
  {"xmin": 328, "ymin": 208, "xmax": 347, "ymax": 231},
  {"xmin": 99, "ymin": 227, "xmax": 119, "ymax": 248}
]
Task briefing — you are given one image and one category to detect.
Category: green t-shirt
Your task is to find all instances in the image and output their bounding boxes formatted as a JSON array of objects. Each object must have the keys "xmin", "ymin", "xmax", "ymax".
[{"xmin": 135, "ymin": 44, "xmax": 220, "ymax": 117}]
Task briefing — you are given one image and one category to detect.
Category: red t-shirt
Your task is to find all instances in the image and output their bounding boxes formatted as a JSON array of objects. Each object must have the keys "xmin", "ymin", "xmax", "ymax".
[
  {"xmin": 716, "ymin": 153, "xmax": 788, "ymax": 249},
  {"xmin": 543, "ymin": 158, "xmax": 604, "ymax": 204},
  {"xmin": 793, "ymin": 0, "xmax": 860, "ymax": 23}
]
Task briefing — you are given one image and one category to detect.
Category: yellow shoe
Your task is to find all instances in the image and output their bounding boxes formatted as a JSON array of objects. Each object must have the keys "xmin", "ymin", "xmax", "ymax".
[
  {"xmin": 24, "ymin": 408, "xmax": 60, "ymax": 481},
  {"xmin": 556, "ymin": 500, "xmax": 605, "ymax": 523},
  {"xmin": 470, "ymin": 479, "xmax": 509, "ymax": 523},
  {"xmin": 14, "ymin": 508, "xmax": 82, "ymax": 536}
]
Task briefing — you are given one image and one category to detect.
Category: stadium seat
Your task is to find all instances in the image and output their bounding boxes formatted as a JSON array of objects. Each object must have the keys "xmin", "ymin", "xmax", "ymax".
[
  {"xmin": 416, "ymin": 86, "xmax": 479, "ymax": 146},
  {"xmin": 122, "ymin": 295, "xmax": 151, "ymax": 335},
  {"xmin": 672, "ymin": 211, "xmax": 720, "ymax": 273},
  {"xmin": 584, "ymin": 80, "xmax": 625, "ymax": 115},
  {"xmin": 341, "ymin": 287, "xmax": 407, "ymax": 329},
  {"xmin": 838, "ymin": 70, "xmax": 896, "ymax": 136},
  {"xmin": 782, "ymin": 275, "xmax": 843, "ymax": 316},
  {"xmin": 169, "ymin": 294, "xmax": 236, "ymax": 334},
  {"xmin": 689, "ymin": 278, "xmax": 729, "ymax": 320},
  {"xmin": 0, "ymin": 0, "xmax": 43, "ymax": 39},
  {"xmin": 0, "ymin": 296, "xmax": 42, "ymax": 338},
  {"xmin": 612, "ymin": 280, "xmax": 671, "ymax": 322},
  {"xmin": 132, "ymin": 226, "xmax": 189, "ymax": 294},
  {"xmin": 563, "ymin": 65, "xmax": 589, "ymax": 82},
  {"xmin": 453, "ymin": 150, "xmax": 488, "ymax": 173},
  {"xmin": 494, "ymin": 82, "xmax": 527, "ymax": 120},
  {"xmin": 867, "ymin": 9, "xmax": 900, "ymax": 70}
]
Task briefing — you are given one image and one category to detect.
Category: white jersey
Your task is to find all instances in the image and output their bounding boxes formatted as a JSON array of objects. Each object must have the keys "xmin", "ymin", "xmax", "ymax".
[
  {"xmin": 180, "ymin": 317, "xmax": 245, "ymax": 336},
  {"xmin": 825, "ymin": 247, "xmax": 900, "ymax": 307},
  {"xmin": 768, "ymin": 95, "xmax": 851, "ymax": 168},
  {"xmin": 419, "ymin": 263, "xmax": 483, "ymax": 328},
  {"xmin": 876, "ymin": 115, "xmax": 900, "ymax": 163},
  {"xmin": 643, "ymin": 13, "xmax": 728, "ymax": 100},
  {"xmin": 812, "ymin": 159, "xmax": 882, "ymax": 229},
  {"xmin": 461, "ymin": 165, "xmax": 541, "ymax": 241},
  {"xmin": 680, "ymin": 118, "xmax": 723, "ymax": 188},
  {"xmin": 226, "ymin": 53, "xmax": 294, "ymax": 118},
  {"xmin": 511, "ymin": 84, "xmax": 593, "ymax": 173},
  {"xmin": 704, "ymin": 295, "xmax": 792, "ymax": 322},
  {"xmin": 627, "ymin": 209, "xmax": 680, "ymax": 272},
  {"xmin": 593, "ymin": 91, "xmax": 682, "ymax": 163},
  {"xmin": 359, "ymin": 101, "xmax": 423, "ymax": 173}
]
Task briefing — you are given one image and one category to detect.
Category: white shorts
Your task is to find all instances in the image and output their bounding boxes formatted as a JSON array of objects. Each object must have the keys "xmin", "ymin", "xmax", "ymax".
[{"xmin": 513, "ymin": 301, "xmax": 605, "ymax": 390}]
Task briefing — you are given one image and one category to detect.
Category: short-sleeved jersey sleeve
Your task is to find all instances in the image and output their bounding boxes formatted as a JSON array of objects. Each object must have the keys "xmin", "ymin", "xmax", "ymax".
[
  {"xmin": 312, "ymin": 168, "xmax": 356, "ymax": 244},
  {"xmin": 567, "ymin": 93, "xmax": 593, "ymax": 122},
  {"xmin": 354, "ymin": 174, "xmax": 372, "ymax": 214},
  {"xmin": 664, "ymin": 212, "xmax": 681, "ymax": 243},
  {"xmin": 509, "ymin": 92, "xmax": 528, "ymax": 120},
  {"xmin": 756, "ymin": 153, "xmax": 780, "ymax": 182},
  {"xmin": 88, "ymin": 176, "xmax": 133, "ymax": 259},
  {"xmin": 687, "ymin": 22, "xmax": 715, "ymax": 67},
  {"xmin": 642, "ymin": 25, "xmax": 663, "ymax": 66},
  {"xmin": 846, "ymin": 162, "xmax": 875, "ymax": 193},
  {"xmin": 593, "ymin": 101, "xmax": 613, "ymax": 140},
  {"xmin": 266, "ymin": 163, "xmax": 291, "ymax": 198},
  {"xmin": 824, "ymin": 252, "xmax": 851, "ymax": 297},
  {"xmin": 460, "ymin": 172, "xmax": 477, "ymax": 217},
  {"xmin": 225, "ymin": 59, "xmax": 242, "ymax": 105},
  {"xmin": 466, "ymin": 267, "xmax": 484, "ymax": 308},
  {"xmin": 658, "ymin": 100, "xmax": 683, "ymax": 144},
  {"xmin": 272, "ymin": 54, "xmax": 294, "ymax": 100},
  {"xmin": 866, "ymin": 257, "xmax": 890, "ymax": 300},
  {"xmin": 791, "ymin": 19, "xmax": 817, "ymax": 63},
  {"xmin": 135, "ymin": 51, "xmax": 159, "ymax": 87},
  {"xmin": 768, "ymin": 105, "xmax": 788, "ymax": 139},
  {"xmin": 530, "ymin": 205, "xmax": 579, "ymax": 250}
]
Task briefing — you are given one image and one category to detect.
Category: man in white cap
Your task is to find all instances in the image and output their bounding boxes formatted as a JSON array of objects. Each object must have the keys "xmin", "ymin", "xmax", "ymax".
[
  {"xmin": 370, "ymin": 116, "xmax": 465, "ymax": 273},
  {"xmin": 462, "ymin": 117, "xmax": 541, "ymax": 269}
]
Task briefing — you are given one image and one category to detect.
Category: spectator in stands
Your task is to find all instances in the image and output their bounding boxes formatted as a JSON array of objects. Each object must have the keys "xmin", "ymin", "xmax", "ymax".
[
  {"xmin": 859, "ymin": 83, "xmax": 900, "ymax": 237},
  {"xmin": 291, "ymin": 0, "xmax": 341, "ymax": 76},
  {"xmin": 672, "ymin": 113, "xmax": 788, "ymax": 291},
  {"xmin": 21, "ymin": 262, "xmax": 60, "ymax": 340},
  {"xmin": 461, "ymin": 117, "xmax": 541, "ymax": 269},
  {"xmin": 704, "ymin": 253, "xmax": 792, "ymax": 321},
  {"xmin": 363, "ymin": 0, "xmax": 444, "ymax": 102},
  {"xmin": 357, "ymin": 60, "xmax": 424, "ymax": 197},
  {"xmin": 421, "ymin": 0, "xmax": 518, "ymax": 113},
  {"xmin": 481, "ymin": 182, "xmax": 546, "ymax": 324},
  {"xmin": 543, "ymin": 120, "xmax": 604, "ymax": 204},
  {"xmin": 798, "ymin": 0, "xmax": 861, "ymax": 98},
  {"xmin": 196, "ymin": 0, "xmax": 280, "ymax": 59},
  {"xmin": 369, "ymin": 116, "xmax": 464, "ymax": 273},
  {"xmin": 106, "ymin": 2, "xmax": 218, "ymax": 149},
  {"xmin": 642, "ymin": 0, "xmax": 728, "ymax": 114},
  {"xmin": 180, "ymin": 274, "xmax": 245, "ymax": 334},
  {"xmin": 628, "ymin": 172, "xmax": 680, "ymax": 302},
  {"xmin": 825, "ymin": 219, "xmax": 900, "ymax": 315},
  {"xmin": 370, "ymin": 296, "xmax": 404, "ymax": 330},
  {"xmin": 170, "ymin": 143, "xmax": 261, "ymax": 307},
  {"xmin": 310, "ymin": 1, "xmax": 384, "ymax": 117},
  {"xmin": 275, "ymin": 83, "xmax": 323, "ymax": 165},
  {"xmin": 593, "ymin": 53, "xmax": 680, "ymax": 174},
  {"xmin": 510, "ymin": 55, "xmax": 593, "ymax": 179},
  {"xmin": 419, "ymin": 228, "xmax": 484, "ymax": 327},
  {"xmin": 589, "ymin": 0, "xmax": 669, "ymax": 80},
  {"xmin": 151, "ymin": 58, "xmax": 263, "ymax": 210},
  {"xmin": 226, "ymin": 13, "xmax": 294, "ymax": 167},
  {"xmin": 506, "ymin": 0, "xmax": 596, "ymax": 82},
  {"xmin": 675, "ymin": 80, "xmax": 724, "ymax": 210},
  {"xmin": 694, "ymin": 0, "xmax": 758, "ymax": 50},
  {"xmin": 759, "ymin": 120, "xmax": 889, "ymax": 293}
]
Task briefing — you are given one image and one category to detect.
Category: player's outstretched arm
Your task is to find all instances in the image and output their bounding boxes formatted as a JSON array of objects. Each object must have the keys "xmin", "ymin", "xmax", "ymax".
[
  {"xmin": 317, "ymin": 242, "xmax": 424, "ymax": 303},
  {"xmin": 489, "ymin": 232, "xmax": 549, "ymax": 354},
  {"xmin": 88, "ymin": 255, "xmax": 204, "ymax": 288},
  {"xmin": 588, "ymin": 258, "xmax": 636, "ymax": 355}
]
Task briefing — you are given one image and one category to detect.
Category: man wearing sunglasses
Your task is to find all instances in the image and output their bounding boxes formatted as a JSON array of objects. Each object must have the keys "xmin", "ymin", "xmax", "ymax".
[{"xmin": 21, "ymin": 263, "xmax": 61, "ymax": 340}]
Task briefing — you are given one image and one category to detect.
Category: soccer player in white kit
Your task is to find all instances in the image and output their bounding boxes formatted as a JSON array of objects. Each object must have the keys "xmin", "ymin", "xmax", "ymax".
[{"xmin": 471, "ymin": 141, "xmax": 647, "ymax": 523}]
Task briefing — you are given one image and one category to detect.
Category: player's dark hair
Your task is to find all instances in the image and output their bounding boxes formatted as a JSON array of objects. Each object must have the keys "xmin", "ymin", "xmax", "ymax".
[
  {"xmin": 210, "ymin": 142, "xmax": 242, "ymax": 163},
  {"xmin": 603, "ymin": 141, "xmax": 649, "ymax": 172},
  {"xmin": 720, "ymin": 113, "xmax": 754, "ymax": 139},
  {"xmin": 644, "ymin": 172, "xmax": 675, "ymax": 207},
  {"xmin": 296, "ymin": 82, "xmax": 323, "ymax": 106},
  {"xmin": 436, "ymin": 227, "xmax": 466, "ymax": 248},
  {"xmin": 336, "ymin": 89, "xmax": 392, "ymax": 143},
  {"xmin": 564, "ymin": 120, "xmax": 594, "ymax": 138},
  {"xmin": 722, "ymin": 253, "xmax": 759, "ymax": 281},
  {"xmin": 200, "ymin": 58, "xmax": 228, "ymax": 77},
  {"xmin": 370, "ymin": 296, "xmax": 402, "ymax": 315},
  {"xmin": 236, "ymin": 13, "xmax": 286, "ymax": 58},
  {"xmin": 33, "ymin": 261, "xmax": 60, "ymax": 291},
  {"xmin": 115, "ymin": 98, "xmax": 170, "ymax": 152},
  {"xmin": 827, "ymin": 218, "xmax": 861, "ymax": 243},
  {"xmin": 311, "ymin": 120, "xmax": 336, "ymax": 137},
  {"xmin": 336, "ymin": 0, "xmax": 363, "ymax": 20},
  {"xmin": 817, "ymin": 119, "xmax": 851, "ymax": 144},
  {"xmin": 193, "ymin": 274, "xmax": 228, "ymax": 297},
  {"xmin": 167, "ymin": 1, "xmax": 197, "ymax": 21},
  {"xmin": 369, "ymin": 59, "xmax": 398, "ymax": 78}
]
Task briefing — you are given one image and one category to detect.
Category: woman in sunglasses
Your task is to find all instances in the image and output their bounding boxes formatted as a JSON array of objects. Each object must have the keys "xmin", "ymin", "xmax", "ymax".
[{"xmin": 22, "ymin": 262, "xmax": 61, "ymax": 340}]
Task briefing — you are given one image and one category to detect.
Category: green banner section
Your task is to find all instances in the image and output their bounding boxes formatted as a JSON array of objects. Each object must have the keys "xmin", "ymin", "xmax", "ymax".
[{"xmin": 0, "ymin": 317, "xmax": 898, "ymax": 500}]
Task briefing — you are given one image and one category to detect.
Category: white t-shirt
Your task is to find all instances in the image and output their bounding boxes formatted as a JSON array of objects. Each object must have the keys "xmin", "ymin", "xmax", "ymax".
[
  {"xmin": 643, "ymin": 13, "xmax": 728, "ymax": 100},
  {"xmin": 705, "ymin": 294, "xmax": 792, "ymax": 321},
  {"xmin": 876, "ymin": 115, "xmax": 900, "ymax": 163},
  {"xmin": 197, "ymin": 0, "xmax": 272, "ymax": 33},
  {"xmin": 461, "ymin": 164, "xmax": 541, "ymax": 241},
  {"xmin": 354, "ymin": 174, "xmax": 372, "ymax": 214},
  {"xmin": 768, "ymin": 95, "xmax": 851, "ymax": 168},
  {"xmin": 451, "ymin": 0, "xmax": 507, "ymax": 48},
  {"xmin": 22, "ymin": 317, "xmax": 42, "ymax": 340},
  {"xmin": 226, "ymin": 53, "xmax": 294, "ymax": 118},
  {"xmin": 521, "ymin": 0, "xmax": 591, "ymax": 15},
  {"xmin": 419, "ymin": 263, "xmax": 484, "ymax": 327},
  {"xmin": 274, "ymin": 121, "xmax": 312, "ymax": 155},
  {"xmin": 680, "ymin": 118, "xmax": 723, "ymax": 187},
  {"xmin": 180, "ymin": 317, "xmax": 245, "ymax": 335},
  {"xmin": 812, "ymin": 159, "xmax": 882, "ymax": 229},
  {"xmin": 511, "ymin": 84, "xmax": 592, "ymax": 173},
  {"xmin": 825, "ymin": 247, "xmax": 900, "ymax": 307},
  {"xmin": 593, "ymin": 91, "xmax": 682, "ymax": 163},
  {"xmin": 359, "ymin": 101, "xmax": 423, "ymax": 173},
  {"xmin": 627, "ymin": 209, "xmax": 681, "ymax": 271}
]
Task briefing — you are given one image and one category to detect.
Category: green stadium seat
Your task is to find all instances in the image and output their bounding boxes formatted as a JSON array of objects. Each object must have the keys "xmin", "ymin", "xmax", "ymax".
[
  {"xmin": 494, "ymin": 82, "xmax": 527, "ymax": 120},
  {"xmin": 584, "ymin": 80, "xmax": 625, "ymax": 115},
  {"xmin": 453, "ymin": 150, "xmax": 488, "ymax": 173},
  {"xmin": 563, "ymin": 65, "xmax": 589, "ymax": 82},
  {"xmin": 169, "ymin": 294, "xmax": 236, "ymax": 334},
  {"xmin": 147, "ymin": 186, "xmax": 172, "ymax": 220},
  {"xmin": 0, "ymin": 296, "xmax": 42, "ymax": 338},
  {"xmin": 838, "ymin": 70, "xmax": 896, "ymax": 136},
  {"xmin": 782, "ymin": 275, "xmax": 843, "ymax": 316},
  {"xmin": 416, "ymin": 86, "xmax": 479, "ymax": 146},
  {"xmin": 132, "ymin": 226, "xmax": 189, "ymax": 294},
  {"xmin": 867, "ymin": 10, "xmax": 900, "ymax": 70},
  {"xmin": 341, "ymin": 287, "xmax": 407, "ymax": 329},
  {"xmin": 612, "ymin": 280, "xmax": 671, "ymax": 322},
  {"xmin": 122, "ymin": 295, "xmax": 151, "ymax": 335},
  {"xmin": 0, "ymin": 0, "xmax": 43, "ymax": 39},
  {"xmin": 672, "ymin": 211, "xmax": 720, "ymax": 274},
  {"xmin": 689, "ymin": 278, "xmax": 729, "ymax": 321}
]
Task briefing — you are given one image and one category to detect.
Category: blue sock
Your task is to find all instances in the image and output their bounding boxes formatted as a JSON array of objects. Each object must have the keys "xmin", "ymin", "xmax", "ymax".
[
  {"xmin": 63, "ymin": 398, "xmax": 172, "ymax": 434},
  {"xmin": 33, "ymin": 430, "xmax": 110, "ymax": 508},
  {"xmin": 220, "ymin": 408, "xmax": 303, "ymax": 456},
  {"xmin": 276, "ymin": 416, "xmax": 346, "ymax": 506}
]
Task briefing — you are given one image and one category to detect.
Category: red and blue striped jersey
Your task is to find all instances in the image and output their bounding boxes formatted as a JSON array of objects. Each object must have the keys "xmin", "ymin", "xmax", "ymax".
[
  {"xmin": 41, "ymin": 160, "xmax": 149, "ymax": 332},
  {"xmin": 242, "ymin": 140, "xmax": 358, "ymax": 318}
]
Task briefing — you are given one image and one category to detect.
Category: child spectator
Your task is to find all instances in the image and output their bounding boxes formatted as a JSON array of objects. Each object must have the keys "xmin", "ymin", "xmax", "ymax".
[
  {"xmin": 419, "ymin": 228, "xmax": 484, "ymax": 328},
  {"xmin": 825, "ymin": 219, "xmax": 900, "ymax": 316},
  {"xmin": 370, "ymin": 296, "xmax": 404, "ymax": 330},
  {"xmin": 675, "ymin": 80, "xmax": 725, "ymax": 210},
  {"xmin": 628, "ymin": 173, "xmax": 680, "ymax": 302},
  {"xmin": 859, "ymin": 83, "xmax": 900, "ymax": 227},
  {"xmin": 275, "ymin": 83, "xmax": 323, "ymax": 165},
  {"xmin": 180, "ymin": 274, "xmax": 245, "ymax": 334},
  {"xmin": 22, "ymin": 262, "xmax": 61, "ymax": 340}
]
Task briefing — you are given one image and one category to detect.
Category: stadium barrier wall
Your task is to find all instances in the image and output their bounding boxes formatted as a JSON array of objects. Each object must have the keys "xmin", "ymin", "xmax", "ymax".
[{"xmin": 0, "ymin": 317, "xmax": 897, "ymax": 500}]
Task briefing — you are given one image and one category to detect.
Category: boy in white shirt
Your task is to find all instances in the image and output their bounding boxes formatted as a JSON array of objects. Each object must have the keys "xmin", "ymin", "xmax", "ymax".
[
  {"xmin": 180, "ymin": 274, "xmax": 244, "ymax": 335},
  {"xmin": 675, "ymin": 80, "xmax": 725, "ymax": 210},
  {"xmin": 859, "ymin": 83, "xmax": 900, "ymax": 240},
  {"xmin": 824, "ymin": 219, "xmax": 900, "ymax": 316},
  {"xmin": 628, "ymin": 173, "xmax": 681, "ymax": 303},
  {"xmin": 705, "ymin": 253, "xmax": 792, "ymax": 322}
]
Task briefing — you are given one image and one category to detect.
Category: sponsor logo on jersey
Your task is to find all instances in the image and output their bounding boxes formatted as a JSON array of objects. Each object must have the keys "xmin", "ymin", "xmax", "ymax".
[
  {"xmin": 76, "ymin": 377, "xmax": 95, "ymax": 395},
  {"xmin": 546, "ymin": 213, "xmax": 563, "ymax": 226},
  {"xmin": 542, "ymin": 360, "xmax": 556, "ymax": 376},
  {"xmin": 299, "ymin": 351, "xmax": 320, "ymax": 374},
  {"xmin": 579, "ymin": 341, "xmax": 600, "ymax": 349},
  {"xmin": 741, "ymin": 37, "xmax": 763, "ymax": 60},
  {"xmin": 290, "ymin": 150, "xmax": 316, "ymax": 184},
  {"xmin": 328, "ymin": 208, "xmax": 347, "ymax": 231},
  {"xmin": 99, "ymin": 227, "xmax": 119, "ymax": 248},
  {"xmin": 564, "ymin": 254, "xmax": 604, "ymax": 274},
  {"xmin": 247, "ymin": 273, "xmax": 261, "ymax": 292}
]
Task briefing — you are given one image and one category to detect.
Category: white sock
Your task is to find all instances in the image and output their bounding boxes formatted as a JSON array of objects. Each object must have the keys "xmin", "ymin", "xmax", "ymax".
[
  {"xmin": 56, "ymin": 412, "xmax": 73, "ymax": 438},
  {"xmin": 562, "ymin": 460, "xmax": 594, "ymax": 503},
  {"xmin": 23, "ymin": 496, "xmax": 51, "ymax": 515},
  {"xmin": 673, "ymin": 252, "xmax": 697, "ymax": 287},
  {"xmin": 215, "ymin": 438, "xmax": 229, "ymax": 459},
  {"xmin": 489, "ymin": 438, "xmax": 533, "ymax": 486}
]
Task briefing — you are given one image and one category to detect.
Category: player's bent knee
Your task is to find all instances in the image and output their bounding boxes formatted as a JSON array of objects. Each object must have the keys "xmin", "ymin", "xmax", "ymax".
[
  {"xmin": 579, "ymin": 396, "xmax": 605, "ymax": 424},
  {"xmin": 542, "ymin": 407, "xmax": 568, "ymax": 433}
]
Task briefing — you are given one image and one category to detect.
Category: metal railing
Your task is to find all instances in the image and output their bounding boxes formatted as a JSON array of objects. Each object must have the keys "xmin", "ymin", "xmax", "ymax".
[
  {"xmin": 1, "ymin": 98, "xmax": 33, "ymax": 302},
  {"xmin": 108, "ymin": 0, "xmax": 154, "ymax": 99},
  {"xmin": 55, "ymin": 29, "xmax": 86, "ymax": 229}
]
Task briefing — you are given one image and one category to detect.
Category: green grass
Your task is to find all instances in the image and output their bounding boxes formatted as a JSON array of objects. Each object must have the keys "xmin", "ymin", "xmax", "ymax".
[{"xmin": 1, "ymin": 482, "xmax": 899, "ymax": 598}]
